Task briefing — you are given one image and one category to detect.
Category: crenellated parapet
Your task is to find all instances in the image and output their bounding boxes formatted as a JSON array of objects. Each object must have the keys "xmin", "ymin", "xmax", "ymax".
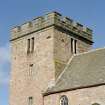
[{"xmin": 11, "ymin": 11, "xmax": 93, "ymax": 42}]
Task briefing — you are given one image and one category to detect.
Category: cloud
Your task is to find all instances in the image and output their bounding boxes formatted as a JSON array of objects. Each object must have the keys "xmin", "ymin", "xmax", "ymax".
[
  {"xmin": 0, "ymin": 70, "xmax": 9, "ymax": 86},
  {"xmin": 0, "ymin": 43, "xmax": 10, "ymax": 64},
  {"xmin": 0, "ymin": 43, "xmax": 10, "ymax": 86}
]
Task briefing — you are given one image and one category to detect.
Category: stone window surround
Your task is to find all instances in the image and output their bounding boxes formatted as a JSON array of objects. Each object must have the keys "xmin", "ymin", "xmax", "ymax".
[
  {"xmin": 71, "ymin": 38, "xmax": 77, "ymax": 54},
  {"xmin": 27, "ymin": 37, "xmax": 35, "ymax": 54},
  {"xmin": 60, "ymin": 95, "xmax": 68, "ymax": 105}
]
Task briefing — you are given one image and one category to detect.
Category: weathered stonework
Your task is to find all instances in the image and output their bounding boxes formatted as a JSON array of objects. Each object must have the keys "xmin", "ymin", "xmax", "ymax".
[
  {"xmin": 11, "ymin": 12, "xmax": 93, "ymax": 42},
  {"xmin": 44, "ymin": 85, "xmax": 105, "ymax": 105},
  {"xmin": 53, "ymin": 28, "xmax": 92, "ymax": 79},
  {"xmin": 10, "ymin": 12, "xmax": 93, "ymax": 105},
  {"xmin": 10, "ymin": 27, "xmax": 56, "ymax": 105}
]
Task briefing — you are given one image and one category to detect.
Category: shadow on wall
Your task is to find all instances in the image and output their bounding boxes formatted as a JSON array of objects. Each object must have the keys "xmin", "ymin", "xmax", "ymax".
[{"xmin": 92, "ymin": 103, "xmax": 100, "ymax": 105}]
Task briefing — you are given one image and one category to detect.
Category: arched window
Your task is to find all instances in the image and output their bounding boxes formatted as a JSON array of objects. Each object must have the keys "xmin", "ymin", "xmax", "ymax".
[
  {"xmin": 60, "ymin": 95, "xmax": 68, "ymax": 105},
  {"xmin": 92, "ymin": 103, "xmax": 100, "ymax": 105}
]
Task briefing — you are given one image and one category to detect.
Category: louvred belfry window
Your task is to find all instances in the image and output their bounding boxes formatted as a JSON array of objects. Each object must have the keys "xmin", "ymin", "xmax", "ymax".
[
  {"xmin": 71, "ymin": 38, "xmax": 77, "ymax": 54},
  {"xmin": 27, "ymin": 37, "xmax": 34, "ymax": 54}
]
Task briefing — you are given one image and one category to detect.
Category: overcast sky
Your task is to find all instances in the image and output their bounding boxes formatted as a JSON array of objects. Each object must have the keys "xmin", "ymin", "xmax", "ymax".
[{"xmin": 0, "ymin": 0, "xmax": 105, "ymax": 105}]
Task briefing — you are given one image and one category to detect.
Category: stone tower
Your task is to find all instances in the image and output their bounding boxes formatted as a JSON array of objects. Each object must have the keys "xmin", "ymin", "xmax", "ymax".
[{"xmin": 10, "ymin": 12, "xmax": 93, "ymax": 105}]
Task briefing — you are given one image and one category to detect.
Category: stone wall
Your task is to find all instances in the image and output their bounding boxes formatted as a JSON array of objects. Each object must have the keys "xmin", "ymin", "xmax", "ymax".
[
  {"xmin": 53, "ymin": 28, "xmax": 92, "ymax": 79},
  {"xmin": 11, "ymin": 12, "xmax": 93, "ymax": 42},
  {"xmin": 10, "ymin": 27, "xmax": 56, "ymax": 105},
  {"xmin": 10, "ymin": 25, "xmax": 92, "ymax": 105},
  {"xmin": 10, "ymin": 12, "xmax": 93, "ymax": 105},
  {"xmin": 44, "ymin": 85, "xmax": 105, "ymax": 105}
]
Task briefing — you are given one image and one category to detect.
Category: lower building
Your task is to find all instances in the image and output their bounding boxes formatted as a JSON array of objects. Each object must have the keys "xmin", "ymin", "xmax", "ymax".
[{"xmin": 44, "ymin": 48, "xmax": 105, "ymax": 105}]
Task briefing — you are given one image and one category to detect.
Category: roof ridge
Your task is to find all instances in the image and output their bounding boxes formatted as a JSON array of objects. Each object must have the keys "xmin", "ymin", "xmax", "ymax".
[
  {"xmin": 44, "ymin": 47, "xmax": 105, "ymax": 95},
  {"xmin": 55, "ymin": 47, "xmax": 105, "ymax": 87},
  {"xmin": 55, "ymin": 55, "xmax": 75, "ymax": 85}
]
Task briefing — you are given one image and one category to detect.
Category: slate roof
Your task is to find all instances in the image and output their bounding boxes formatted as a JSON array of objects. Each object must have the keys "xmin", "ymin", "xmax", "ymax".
[{"xmin": 44, "ymin": 48, "xmax": 105, "ymax": 95}]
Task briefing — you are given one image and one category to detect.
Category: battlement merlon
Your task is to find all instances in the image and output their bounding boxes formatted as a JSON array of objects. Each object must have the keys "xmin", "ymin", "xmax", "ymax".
[{"xmin": 10, "ymin": 11, "xmax": 93, "ymax": 43}]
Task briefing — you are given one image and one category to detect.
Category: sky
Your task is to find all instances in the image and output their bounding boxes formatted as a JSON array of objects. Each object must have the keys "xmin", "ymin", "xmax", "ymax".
[{"xmin": 0, "ymin": 0, "xmax": 105, "ymax": 105}]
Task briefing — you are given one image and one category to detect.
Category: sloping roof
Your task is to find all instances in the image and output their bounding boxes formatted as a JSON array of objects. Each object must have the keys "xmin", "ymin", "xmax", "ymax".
[{"xmin": 44, "ymin": 48, "xmax": 105, "ymax": 95}]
